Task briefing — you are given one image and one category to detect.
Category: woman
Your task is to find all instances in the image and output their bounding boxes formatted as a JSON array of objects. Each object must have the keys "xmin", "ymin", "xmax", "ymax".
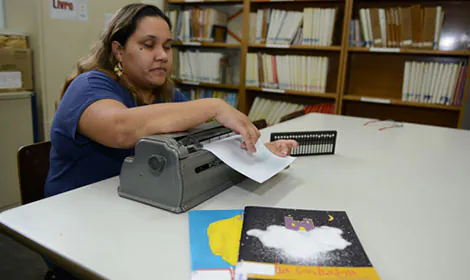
[
  {"xmin": 45, "ymin": 3, "xmax": 297, "ymax": 198},
  {"xmin": 44, "ymin": 4, "xmax": 297, "ymax": 278}
]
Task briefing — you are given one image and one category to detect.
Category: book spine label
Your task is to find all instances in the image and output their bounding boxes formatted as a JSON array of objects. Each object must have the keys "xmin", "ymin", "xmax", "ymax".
[
  {"xmin": 262, "ymin": 88, "xmax": 286, "ymax": 93},
  {"xmin": 361, "ymin": 96, "xmax": 391, "ymax": 104},
  {"xmin": 182, "ymin": 80, "xmax": 200, "ymax": 85},
  {"xmin": 370, "ymin": 47, "xmax": 400, "ymax": 53},
  {"xmin": 266, "ymin": 43, "xmax": 290, "ymax": 48},
  {"xmin": 183, "ymin": 41, "xmax": 202, "ymax": 46}
]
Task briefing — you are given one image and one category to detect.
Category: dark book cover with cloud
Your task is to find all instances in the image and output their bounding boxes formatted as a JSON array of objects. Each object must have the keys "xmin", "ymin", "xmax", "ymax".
[{"xmin": 236, "ymin": 206, "xmax": 381, "ymax": 280}]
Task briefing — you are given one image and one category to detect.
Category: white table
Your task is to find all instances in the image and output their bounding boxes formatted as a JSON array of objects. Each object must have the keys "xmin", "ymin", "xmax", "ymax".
[{"xmin": 1, "ymin": 114, "xmax": 470, "ymax": 280}]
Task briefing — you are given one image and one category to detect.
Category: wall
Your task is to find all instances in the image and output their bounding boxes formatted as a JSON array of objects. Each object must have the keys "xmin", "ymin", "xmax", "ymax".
[
  {"xmin": 6, "ymin": 0, "xmax": 165, "ymax": 141},
  {"xmin": 0, "ymin": 0, "xmax": 6, "ymax": 28},
  {"xmin": 0, "ymin": 93, "xmax": 34, "ymax": 210},
  {"xmin": 5, "ymin": 0, "xmax": 45, "ymax": 139},
  {"xmin": 0, "ymin": 0, "xmax": 165, "ymax": 207},
  {"xmin": 38, "ymin": 0, "xmax": 141, "ymax": 139}
]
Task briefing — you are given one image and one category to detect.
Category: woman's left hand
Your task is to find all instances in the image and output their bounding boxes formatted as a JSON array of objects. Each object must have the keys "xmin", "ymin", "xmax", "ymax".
[{"xmin": 264, "ymin": 140, "xmax": 298, "ymax": 157}]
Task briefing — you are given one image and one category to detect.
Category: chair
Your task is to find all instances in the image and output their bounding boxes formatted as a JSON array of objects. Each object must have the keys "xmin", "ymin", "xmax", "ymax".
[{"xmin": 17, "ymin": 141, "xmax": 51, "ymax": 205}]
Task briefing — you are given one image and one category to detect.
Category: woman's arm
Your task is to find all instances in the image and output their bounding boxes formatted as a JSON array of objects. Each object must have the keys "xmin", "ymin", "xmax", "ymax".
[{"xmin": 78, "ymin": 98, "xmax": 260, "ymax": 151}]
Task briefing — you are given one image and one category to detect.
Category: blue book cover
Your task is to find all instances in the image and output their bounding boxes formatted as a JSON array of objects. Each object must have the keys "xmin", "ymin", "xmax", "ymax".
[{"xmin": 188, "ymin": 209, "xmax": 244, "ymax": 280}]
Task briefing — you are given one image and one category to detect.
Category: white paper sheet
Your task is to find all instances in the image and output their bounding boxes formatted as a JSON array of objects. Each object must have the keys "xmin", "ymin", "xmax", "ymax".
[
  {"xmin": 202, "ymin": 135, "xmax": 296, "ymax": 183},
  {"xmin": 0, "ymin": 72, "xmax": 22, "ymax": 89},
  {"xmin": 192, "ymin": 270, "xmax": 232, "ymax": 280}
]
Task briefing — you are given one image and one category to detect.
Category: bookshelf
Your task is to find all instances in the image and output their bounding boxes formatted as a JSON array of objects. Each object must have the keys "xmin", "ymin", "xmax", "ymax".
[
  {"xmin": 174, "ymin": 79, "xmax": 240, "ymax": 90},
  {"xmin": 172, "ymin": 41, "xmax": 241, "ymax": 48},
  {"xmin": 248, "ymin": 44, "xmax": 342, "ymax": 51},
  {"xmin": 166, "ymin": 0, "xmax": 470, "ymax": 128},
  {"xmin": 342, "ymin": 95, "xmax": 462, "ymax": 111},
  {"xmin": 246, "ymin": 86, "xmax": 337, "ymax": 98},
  {"xmin": 348, "ymin": 47, "xmax": 470, "ymax": 56},
  {"xmin": 168, "ymin": 0, "xmax": 242, "ymax": 3}
]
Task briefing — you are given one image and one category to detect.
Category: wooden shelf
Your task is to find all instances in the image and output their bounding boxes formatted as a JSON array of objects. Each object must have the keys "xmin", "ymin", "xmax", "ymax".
[
  {"xmin": 342, "ymin": 95, "xmax": 462, "ymax": 111},
  {"xmin": 348, "ymin": 47, "xmax": 470, "ymax": 56},
  {"xmin": 249, "ymin": 43, "xmax": 341, "ymax": 51},
  {"xmin": 168, "ymin": 0, "xmax": 242, "ymax": 3},
  {"xmin": 174, "ymin": 79, "xmax": 240, "ymax": 90},
  {"xmin": 250, "ymin": 0, "xmax": 341, "ymax": 3},
  {"xmin": 246, "ymin": 87, "xmax": 337, "ymax": 99},
  {"xmin": 172, "ymin": 41, "xmax": 241, "ymax": 48},
  {"xmin": 166, "ymin": 0, "xmax": 470, "ymax": 128}
]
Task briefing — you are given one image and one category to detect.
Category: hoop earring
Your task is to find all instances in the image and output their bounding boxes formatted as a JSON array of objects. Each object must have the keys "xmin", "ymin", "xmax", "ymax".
[{"xmin": 114, "ymin": 61, "xmax": 123, "ymax": 78}]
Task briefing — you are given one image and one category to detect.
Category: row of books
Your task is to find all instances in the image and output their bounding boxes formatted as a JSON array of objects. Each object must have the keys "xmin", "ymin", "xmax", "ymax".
[
  {"xmin": 248, "ymin": 97, "xmax": 305, "ymax": 125},
  {"xmin": 172, "ymin": 49, "xmax": 234, "ymax": 84},
  {"xmin": 178, "ymin": 88, "xmax": 238, "ymax": 107},
  {"xmin": 176, "ymin": 88, "xmax": 335, "ymax": 119},
  {"xmin": 248, "ymin": 97, "xmax": 333, "ymax": 126},
  {"xmin": 402, "ymin": 61, "xmax": 467, "ymax": 106},
  {"xmin": 250, "ymin": 8, "xmax": 336, "ymax": 46},
  {"xmin": 168, "ymin": 9, "xmax": 228, "ymax": 42},
  {"xmin": 246, "ymin": 53, "xmax": 329, "ymax": 93},
  {"xmin": 350, "ymin": 6, "xmax": 444, "ymax": 49},
  {"xmin": 305, "ymin": 103, "xmax": 335, "ymax": 115}
]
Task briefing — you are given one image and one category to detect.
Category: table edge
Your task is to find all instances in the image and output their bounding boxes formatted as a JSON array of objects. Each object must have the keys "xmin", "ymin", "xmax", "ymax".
[{"xmin": 0, "ymin": 222, "xmax": 104, "ymax": 280}]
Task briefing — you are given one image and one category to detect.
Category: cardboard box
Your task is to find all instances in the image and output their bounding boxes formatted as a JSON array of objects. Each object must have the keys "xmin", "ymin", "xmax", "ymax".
[
  {"xmin": 0, "ymin": 31, "xmax": 29, "ymax": 49},
  {"xmin": 0, "ymin": 35, "xmax": 28, "ymax": 49},
  {"xmin": 0, "ymin": 49, "xmax": 33, "ymax": 92}
]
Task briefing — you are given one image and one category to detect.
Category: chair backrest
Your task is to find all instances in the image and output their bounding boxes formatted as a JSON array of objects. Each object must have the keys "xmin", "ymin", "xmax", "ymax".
[{"xmin": 17, "ymin": 141, "xmax": 51, "ymax": 205}]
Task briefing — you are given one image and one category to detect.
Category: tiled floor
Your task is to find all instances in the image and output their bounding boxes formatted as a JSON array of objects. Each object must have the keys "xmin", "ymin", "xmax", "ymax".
[{"xmin": 0, "ymin": 233, "xmax": 48, "ymax": 280}]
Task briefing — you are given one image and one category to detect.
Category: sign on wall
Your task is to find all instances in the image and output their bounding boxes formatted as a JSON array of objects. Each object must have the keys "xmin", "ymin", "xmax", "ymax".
[{"xmin": 50, "ymin": 0, "xmax": 88, "ymax": 21}]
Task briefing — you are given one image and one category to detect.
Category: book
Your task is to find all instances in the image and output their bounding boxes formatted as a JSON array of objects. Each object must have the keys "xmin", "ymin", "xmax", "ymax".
[
  {"xmin": 247, "ymin": 97, "xmax": 335, "ymax": 126},
  {"xmin": 401, "ymin": 60, "xmax": 467, "ymax": 105},
  {"xmin": 247, "ymin": 97, "xmax": 305, "ymax": 126},
  {"xmin": 249, "ymin": 8, "xmax": 335, "ymax": 46},
  {"xmin": 174, "ymin": 49, "xmax": 237, "ymax": 84},
  {"xmin": 246, "ymin": 53, "xmax": 329, "ymax": 93},
  {"xmin": 177, "ymin": 88, "xmax": 239, "ymax": 107},
  {"xmin": 352, "ymin": 5, "xmax": 445, "ymax": 50},
  {"xmin": 169, "ymin": 8, "xmax": 228, "ymax": 43},
  {"xmin": 236, "ymin": 206, "xmax": 381, "ymax": 280},
  {"xmin": 188, "ymin": 209, "xmax": 244, "ymax": 280}
]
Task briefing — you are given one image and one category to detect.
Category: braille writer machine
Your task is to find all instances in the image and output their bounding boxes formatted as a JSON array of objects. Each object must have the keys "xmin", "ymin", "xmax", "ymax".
[
  {"xmin": 118, "ymin": 119, "xmax": 337, "ymax": 214},
  {"xmin": 118, "ymin": 121, "xmax": 249, "ymax": 213}
]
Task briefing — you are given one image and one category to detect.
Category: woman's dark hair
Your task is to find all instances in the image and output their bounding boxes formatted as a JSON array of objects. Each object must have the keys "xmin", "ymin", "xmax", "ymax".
[{"xmin": 112, "ymin": 5, "xmax": 172, "ymax": 47}]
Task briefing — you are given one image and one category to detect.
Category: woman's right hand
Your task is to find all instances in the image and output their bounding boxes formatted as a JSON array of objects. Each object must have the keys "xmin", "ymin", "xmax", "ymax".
[{"xmin": 212, "ymin": 99, "xmax": 261, "ymax": 153}]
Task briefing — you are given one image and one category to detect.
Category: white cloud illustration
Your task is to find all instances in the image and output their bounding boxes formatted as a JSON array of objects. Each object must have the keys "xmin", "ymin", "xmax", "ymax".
[{"xmin": 247, "ymin": 225, "xmax": 351, "ymax": 260}]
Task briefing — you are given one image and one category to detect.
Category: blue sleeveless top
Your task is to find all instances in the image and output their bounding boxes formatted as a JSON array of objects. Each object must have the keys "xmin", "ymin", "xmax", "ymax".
[{"xmin": 45, "ymin": 70, "xmax": 187, "ymax": 197}]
